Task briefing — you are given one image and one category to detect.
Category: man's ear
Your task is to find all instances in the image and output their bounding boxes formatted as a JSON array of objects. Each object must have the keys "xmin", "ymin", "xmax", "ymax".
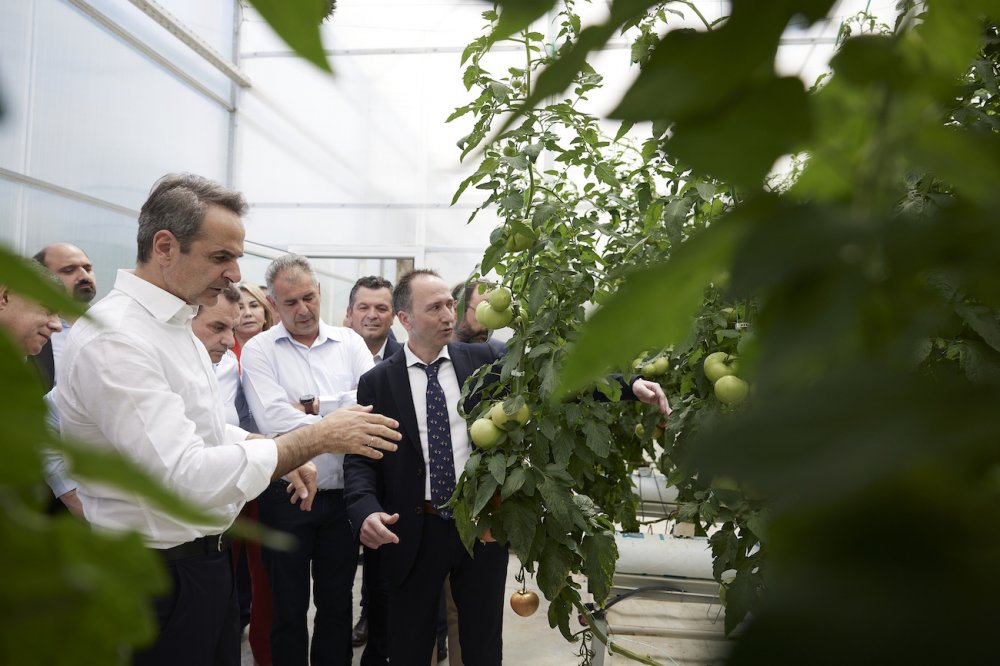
[
  {"xmin": 397, "ymin": 309, "xmax": 411, "ymax": 331},
  {"xmin": 150, "ymin": 230, "xmax": 177, "ymax": 264},
  {"xmin": 0, "ymin": 287, "xmax": 9, "ymax": 309},
  {"xmin": 267, "ymin": 295, "xmax": 277, "ymax": 309}
]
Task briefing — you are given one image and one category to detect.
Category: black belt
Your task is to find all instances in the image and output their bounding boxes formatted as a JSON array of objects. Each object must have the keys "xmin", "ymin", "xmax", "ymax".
[{"xmin": 154, "ymin": 533, "xmax": 231, "ymax": 561}]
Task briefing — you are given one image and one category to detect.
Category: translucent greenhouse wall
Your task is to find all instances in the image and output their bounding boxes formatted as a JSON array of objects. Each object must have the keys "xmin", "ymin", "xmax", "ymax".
[{"xmin": 1, "ymin": 0, "xmax": 899, "ymax": 319}]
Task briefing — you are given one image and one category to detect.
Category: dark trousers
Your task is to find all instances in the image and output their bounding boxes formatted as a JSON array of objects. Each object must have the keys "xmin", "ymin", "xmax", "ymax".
[
  {"xmin": 258, "ymin": 483, "xmax": 358, "ymax": 666},
  {"xmin": 133, "ymin": 549, "xmax": 239, "ymax": 666},
  {"xmin": 359, "ymin": 546, "xmax": 390, "ymax": 665},
  {"xmin": 387, "ymin": 515, "xmax": 508, "ymax": 666}
]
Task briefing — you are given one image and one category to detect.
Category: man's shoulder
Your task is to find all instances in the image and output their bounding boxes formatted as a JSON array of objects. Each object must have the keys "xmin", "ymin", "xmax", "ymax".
[
  {"xmin": 69, "ymin": 292, "xmax": 147, "ymax": 347},
  {"xmin": 241, "ymin": 325, "xmax": 285, "ymax": 355},
  {"xmin": 452, "ymin": 339, "xmax": 506, "ymax": 361},
  {"xmin": 360, "ymin": 347, "xmax": 403, "ymax": 384}
]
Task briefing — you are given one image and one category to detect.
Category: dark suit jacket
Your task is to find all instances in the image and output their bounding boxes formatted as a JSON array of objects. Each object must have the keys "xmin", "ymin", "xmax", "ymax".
[
  {"xmin": 29, "ymin": 340, "xmax": 56, "ymax": 392},
  {"xmin": 382, "ymin": 334, "xmax": 402, "ymax": 360},
  {"xmin": 344, "ymin": 341, "xmax": 503, "ymax": 586}
]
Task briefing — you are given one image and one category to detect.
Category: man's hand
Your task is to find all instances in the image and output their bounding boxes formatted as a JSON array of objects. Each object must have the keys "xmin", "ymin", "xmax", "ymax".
[
  {"xmin": 285, "ymin": 461, "xmax": 318, "ymax": 511},
  {"xmin": 632, "ymin": 378, "xmax": 672, "ymax": 416},
  {"xmin": 317, "ymin": 404, "xmax": 401, "ymax": 458},
  {"xmin": 360, "ymin": 512, "xmax": 400, "ymax": 549},
  {"xmin": 59, "ymin": 489, "xmax": 86, "ymax": 521}
]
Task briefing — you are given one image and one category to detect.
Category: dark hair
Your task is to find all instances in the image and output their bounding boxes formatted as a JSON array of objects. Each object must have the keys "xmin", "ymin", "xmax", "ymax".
[
  {"xmin": 31, "ymin": 243, "xmax": 89, "ymax": 269},
  {"xmin": 136, "ymin": 173, "xmax": 247, "ymax": 264},
  {"xmin": 393, "ymin": 269, "xmax": 441, "ymax": 314},
  {"xmin": 349, "ymin": 276, "xmax": 393, "ymax": 308},
  {"xmin": 452, "ymin": 279, "xmax": 488, "ymax": 312},
  {"xmin": 264, "ymin": 254, "xmax": 315, "ymax": 298}
]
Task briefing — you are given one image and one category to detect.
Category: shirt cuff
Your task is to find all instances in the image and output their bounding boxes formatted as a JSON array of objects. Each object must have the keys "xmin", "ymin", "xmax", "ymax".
[
  {"xmin": 234, "ymin": 437, "xmax": 278, "ymax": 500},
  {"xmin": 317, "ymin": 390, "xmax": 358, "ymax": 416}
]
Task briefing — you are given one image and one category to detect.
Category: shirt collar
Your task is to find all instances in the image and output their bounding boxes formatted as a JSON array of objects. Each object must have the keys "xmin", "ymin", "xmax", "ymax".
[
  {"xmin": 403, "ymin": 343, "xmax": 450, "ymax": 368},
  {"xmin": 373, "ymin": 338, "xmax": 388, "ymax": 362},
  {"xmin": 113, "ymin": 269, "xmax": 197, "ymax": 324},
  {"xmin": 273, "ymin": 319, "xmax": 347, "ymax": 347}
]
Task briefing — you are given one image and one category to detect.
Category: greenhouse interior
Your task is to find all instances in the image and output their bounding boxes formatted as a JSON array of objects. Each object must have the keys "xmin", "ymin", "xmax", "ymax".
[{"xmin": 1, "ymin": 0, "xmax": 997, "ymax": 664}]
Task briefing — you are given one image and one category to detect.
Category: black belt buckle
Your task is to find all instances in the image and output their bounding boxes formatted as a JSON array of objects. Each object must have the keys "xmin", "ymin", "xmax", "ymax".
[{"xmin": 156, "ymin": 533, "xmax": 230, "ymax": 561}]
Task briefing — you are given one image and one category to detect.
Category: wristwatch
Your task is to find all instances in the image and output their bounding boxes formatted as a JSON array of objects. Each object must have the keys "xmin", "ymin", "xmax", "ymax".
[{"xmin": 299, "ymin": 394, "xmax": 316, "ymax": 415}]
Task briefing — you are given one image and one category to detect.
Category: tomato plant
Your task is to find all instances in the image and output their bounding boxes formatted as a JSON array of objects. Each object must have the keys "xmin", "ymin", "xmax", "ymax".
[{"xmin": 466, "ymin": 1, "xmax": 1000, "ymax": 665}]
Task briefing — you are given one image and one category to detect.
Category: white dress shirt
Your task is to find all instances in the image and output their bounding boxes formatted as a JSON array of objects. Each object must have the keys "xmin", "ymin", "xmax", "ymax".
[
  {"xmin": 50, "ymin": 318, "xmax": 72, "ymax": 372},
  {"xmin": 403, "ymin": 344, "xmax": 472, "ymax": 501},
  {"xmin": 241, "ymin": 321, "xmax": 374, "ymax": 489},
  {"xmin": 214, "ymin": 350, "xmax": 240, "ymax": 427},
  {"xmin": 56, "ymin": 270, "xmax": 278, "ymax": 548}
]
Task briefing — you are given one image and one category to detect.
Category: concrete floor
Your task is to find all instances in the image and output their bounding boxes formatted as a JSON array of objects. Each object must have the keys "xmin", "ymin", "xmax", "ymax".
[{"xmin": 240, "ymin": 556, "xmax": 583, "ymax": 665}]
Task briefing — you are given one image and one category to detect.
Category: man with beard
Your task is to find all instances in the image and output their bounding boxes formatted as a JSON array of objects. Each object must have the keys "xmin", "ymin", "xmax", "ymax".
[
  {"xmin": 31, "ymin": 243, "xmax": 97, "ymax": 390},
  {"xmin": 451, "ymin": 280, "xmax": 505, "ymax": 356},
  {"xmin": 31, "ymin": 243, "xmax": 98, "ymax": 516}
]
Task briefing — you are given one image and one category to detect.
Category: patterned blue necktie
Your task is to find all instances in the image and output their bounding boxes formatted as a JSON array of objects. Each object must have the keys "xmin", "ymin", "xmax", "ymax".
[{"xmin": 422, "ymin": 358, "xmax": 455, "ymax": 518}]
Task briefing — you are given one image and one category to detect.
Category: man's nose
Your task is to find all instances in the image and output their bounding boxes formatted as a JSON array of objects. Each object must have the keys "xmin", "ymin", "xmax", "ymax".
[
  {"xmin": 223, "ymin": 261, "xmax": 241, "ymax": 285},
  {"xmin": 223, "ymin": 329, "xmax": 236, "ymax": 350},
  {"xmin": 49, "ymin": 315, "xmax": 63, "ymax": 332}
]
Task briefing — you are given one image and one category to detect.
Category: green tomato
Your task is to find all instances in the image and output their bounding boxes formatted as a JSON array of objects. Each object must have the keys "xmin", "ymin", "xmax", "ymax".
[
  {"xmin": 475, "ymin": 300, "xmax": 513, "ymax": 329},
  {"xmin": 489, "ymin": 401, "xmax": 530, "ymax": 427},
  {"xmin": 504, "ymin": 231, "xmax": 532, "ymax": 252},
  {"xmin": 487, "ymin": 287, "xmax": 513, "ymax": 311},
  {"xmin": 714, "ymin": 375, "xmax": 749, "ymax": 405},
  {"xmin": 470, "ymin": 418, "xmax": 503, "ymax": 449},
  {"xmin": 703, "ymin": 352, "xmax": 738, "ymax": 383}
]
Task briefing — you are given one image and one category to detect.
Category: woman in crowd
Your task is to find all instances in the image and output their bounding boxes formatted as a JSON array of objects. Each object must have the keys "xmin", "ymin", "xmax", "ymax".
[
  {"xmin": 234, "ymin": 280, "xmax": 276, "ymax": 666},
  {"xmin": 234, "ymin": 282, "xmax": 273, "ymax": 360}
]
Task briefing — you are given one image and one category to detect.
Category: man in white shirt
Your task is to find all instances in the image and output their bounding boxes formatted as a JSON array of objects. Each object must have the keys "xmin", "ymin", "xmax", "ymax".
[
  {"xmin": 241, "ymin": 255, "xmax": 376, "ymax": 666},
  {"xmin": 56, "ymin": 174, "xmax": 401, "ymax": 666}
]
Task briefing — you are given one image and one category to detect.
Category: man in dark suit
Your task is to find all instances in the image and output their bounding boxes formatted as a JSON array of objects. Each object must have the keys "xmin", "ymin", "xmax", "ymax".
[
  {"xmin": 344, "ymin": 275, "xmax": 400, "ymax": 665},
  {"xmin": 345, "ymin": 270, "xmax": 669, "ymax": 665}
]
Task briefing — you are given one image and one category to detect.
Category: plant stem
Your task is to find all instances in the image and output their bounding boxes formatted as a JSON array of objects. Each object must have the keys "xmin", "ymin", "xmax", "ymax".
[
  {"xmin": 572, "ymin": 599, "xmax": 667, "ymax": 666},
  {"xmin": 672, "ymin": 0, "xmax": 713, "ymax": 31}
]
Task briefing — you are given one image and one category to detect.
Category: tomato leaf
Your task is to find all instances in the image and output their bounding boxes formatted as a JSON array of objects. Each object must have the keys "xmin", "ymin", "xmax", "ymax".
[
  {"xmin": 246, "ymin": 0, "xmax": 331, "ymax": 73},
  {"xmin": 537, "ymin": 540, "xmax": 572, "ymax": 598},
  {"xmin": 501, "ymin": 498, "xmax": 538, "ymax": 563},
  {"xmin": 582, "ymin": 531, "xmax": 617, "ymax": 604}
]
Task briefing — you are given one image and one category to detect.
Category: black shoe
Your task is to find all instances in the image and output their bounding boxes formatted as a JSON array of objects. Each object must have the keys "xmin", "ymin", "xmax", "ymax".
[
  {"xmin": 351, "ymin": 616, "xmax": 368, "ymax": 647},
  {"xmin": 436, "ymin": 642, "xmax": 447, "ymax": 663}
]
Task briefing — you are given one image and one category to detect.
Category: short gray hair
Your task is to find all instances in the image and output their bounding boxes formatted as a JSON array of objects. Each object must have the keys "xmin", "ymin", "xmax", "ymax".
[
  {"xmin": 265, "ymin": 254, "xmax": 316, "ymax": 298},
  {"xmin": 136, "ymin": 173, "xmax": 247, "ymax": 265}
]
